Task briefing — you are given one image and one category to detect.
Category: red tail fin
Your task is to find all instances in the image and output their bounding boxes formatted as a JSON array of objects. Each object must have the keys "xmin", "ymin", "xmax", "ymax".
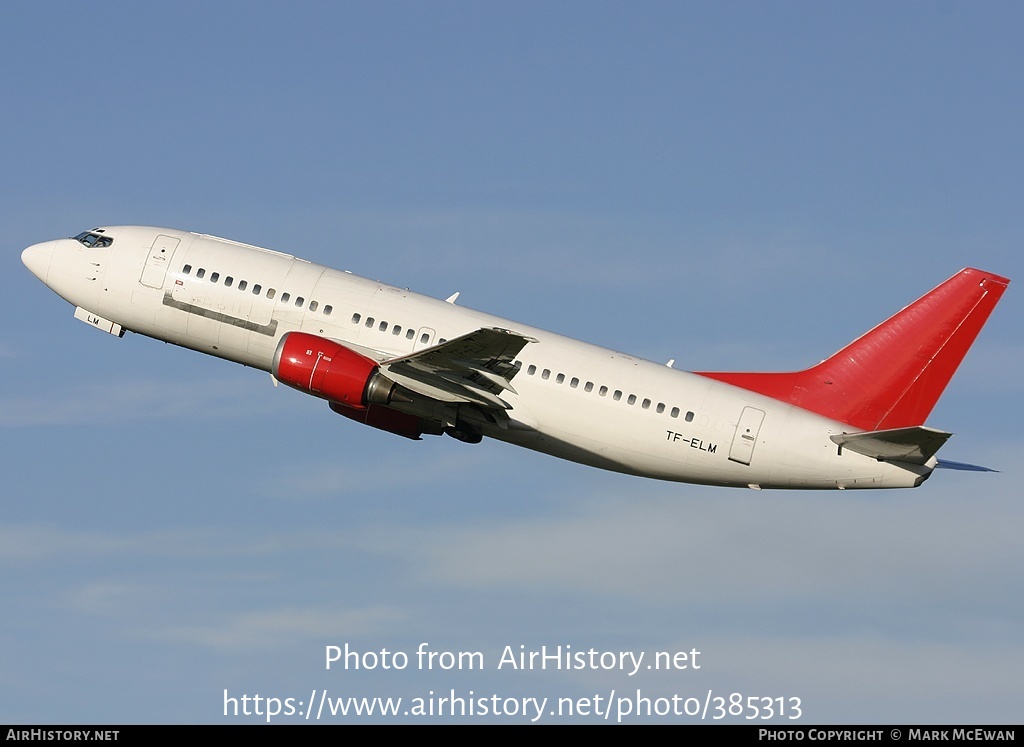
[{"xmin": 697, "ymin": 268, "xmax": 1010, "ymax": 430}]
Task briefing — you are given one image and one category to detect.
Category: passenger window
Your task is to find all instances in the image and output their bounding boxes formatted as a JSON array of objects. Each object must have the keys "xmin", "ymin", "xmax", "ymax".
[
  {"xmin": 685, "ymin": 411, "xmax": 695, "ymax": 422},
  {"xmin": 642, "ymin": 398, "xmax": 651, "ymax": 409},
  {"xmin": 324, "ymin": 306, "xmax": 333, "ymax": 316},
  {"xmin": 281, "ymin": 292, "xmax": 291, "ymax": 303},
  {"xmin": 183, "ymin": 265, "xmax": 192, "ymax": 275},
  {"xmin": 420, "ymin": 333, "xmax": 430, "ymax": 344},
  {"xmin": 584, "ymin": 382, "xmax": 593, "ymax": 392},
  {"xmin": 599, "ymin": 386, "xmax": 608, "ymax": 396},
  {"xmin": 393, "ymin": 326, "xmax": 402, "ymax": 335},
  {"xmin": 541, "ymin": 369, "xmax": 550, "ymax": 380},
  {"xmin": 296, "ymin": 297, "xmax": 304, "ymax": 307},
  {"xmin": 570, "ymin": 377, "xmax": 579, "ymax": 388},
  {"xmin": 556, "ymin": 373, "xmax": 565, "ymax": 384},
  {"xmin": 627, "ymin": 394, "xmax": 637, "ymax": 405},
  {"xmin": 656, "ymin": 403, "xmax": 666, "ymax": 414},
  {"xmin": 238, "ymin": 280, "xmax": 248, "ymax": 291},
  {"xmin": 210, "ymin": 272, "xmax": 220, "ymax": 283},
  {"xmin": 613, "ymin": 390, "xmax": 622, "ymax": 401},
  {"xmin": 267, "ymin": 288, "xmax": 275, "ymax": 299},
  {"xmin": 439, "ymin": 338, "xmax": 447, "ymax": 344},
  {"xmin": 670, "ymin": 407, "xmax": 680, "ymax": 418},
  {"xmin": 196, "ymin": 268, "xmax": 206, "ymax": 279},
  {"xmin": 309, "ymin": 300, "xmax": 318, "ymax": 311},
  {"xmin": 379, "ymin": 321, "xmax": 387, "ymax": 331},
  {"xmin": 406, "ymin": 329, "xmax": 415, "ymax": 340},
  {"xmin": 366, "ymin": 317, "xmax": 375, "ymax": 328},
  {"xmin": 224, "ymin": 276, "xmax": 233, "ymax": 287},
  {"xmin": 253, "ymin": 284, "xmax": 262, "ymax": 295},
  {"xmin": 352, "ymin": 313, "xmax": 361, "ymax": 324},
  {"xmin": 527, "ymin": 365, "xmax": 537, "ymax": 375}
]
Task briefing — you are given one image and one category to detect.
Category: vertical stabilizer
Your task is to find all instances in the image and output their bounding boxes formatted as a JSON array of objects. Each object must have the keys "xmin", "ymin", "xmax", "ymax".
[{"xmin": 697, "ymin": 268, "xmax": 1009, "ymax": 430}]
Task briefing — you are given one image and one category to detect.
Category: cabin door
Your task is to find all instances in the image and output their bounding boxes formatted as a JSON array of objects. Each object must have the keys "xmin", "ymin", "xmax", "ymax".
[
  {"xmin": 728, "ymin": 406, "xmax": 765, "ymax": 465},
  {"xmin": 139, "ymin": 234, "xmax": 180, "ymax": 289}
]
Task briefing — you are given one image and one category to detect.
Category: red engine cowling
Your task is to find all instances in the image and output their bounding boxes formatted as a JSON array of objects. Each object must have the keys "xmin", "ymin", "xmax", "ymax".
[
  {"xmin": 329, "ymin": 401, "xmax": 437, "ymax": 441},
  {"xmin": 272, "ymin": 331, "xmax": 392, "ymax": 408},
  {"xmin": 273, "ymin": 332, "xmax": 432, "ymax": 440}
]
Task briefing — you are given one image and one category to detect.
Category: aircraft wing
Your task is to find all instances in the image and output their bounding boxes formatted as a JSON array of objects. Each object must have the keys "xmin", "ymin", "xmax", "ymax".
[
  {"xmin": 830, "ymin": 426, "xmax": 952, "ymax": 465},
  {"xmin": 379, "ymin": 327, "xmax": 537, "ymax": 410}
]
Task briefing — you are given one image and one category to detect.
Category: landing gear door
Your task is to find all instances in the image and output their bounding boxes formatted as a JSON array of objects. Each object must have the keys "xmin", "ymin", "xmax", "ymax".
[
  {"xmin": 729, "ymin": 406, "xmax": 765, "ymax": 465},
  {"xmin": 140, "ymin": 234, "xmax": 180, "ymax": 289}
]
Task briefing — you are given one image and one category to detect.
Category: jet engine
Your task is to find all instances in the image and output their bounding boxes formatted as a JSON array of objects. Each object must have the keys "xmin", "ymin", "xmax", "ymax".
[{"xmin": 271, "ymin": 331, "xmax": 432, "ymax": 439}]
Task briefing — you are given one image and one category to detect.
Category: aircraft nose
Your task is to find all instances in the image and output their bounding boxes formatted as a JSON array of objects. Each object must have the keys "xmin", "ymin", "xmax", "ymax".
[{"xmin": 21, "ymin": 241, "xmax": 55, "ymax": 282}]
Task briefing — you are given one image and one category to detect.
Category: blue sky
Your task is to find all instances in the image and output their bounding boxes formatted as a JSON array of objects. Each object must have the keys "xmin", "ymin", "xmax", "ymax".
[{"xmin": 3, "ymin": 1, "xmax": 1022, "ymax": 723}]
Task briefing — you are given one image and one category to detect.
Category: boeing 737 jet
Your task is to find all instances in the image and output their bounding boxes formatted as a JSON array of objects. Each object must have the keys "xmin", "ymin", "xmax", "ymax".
[{"xmin": 21, "ymin": 226, "xmax": 1009, "ymax": 489}]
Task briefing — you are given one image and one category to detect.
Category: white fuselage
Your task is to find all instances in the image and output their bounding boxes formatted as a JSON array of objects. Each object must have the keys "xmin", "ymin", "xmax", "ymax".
[{"xmin": 22, "ymin": 226, "xmax": 932, "ymax": 489}]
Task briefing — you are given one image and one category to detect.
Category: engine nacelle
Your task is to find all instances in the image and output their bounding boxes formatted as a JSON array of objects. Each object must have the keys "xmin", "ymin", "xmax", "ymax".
[
  {"xmin": 329, "ymin": 401, "xmax": 442, "ymax": 441},
  {"xmin": 272, "ymin": 331, "xmax": 396, "ymax": 408},
  {"xmin": 273, "ymin": 332, "xmax": 444, "ymax": 440}
]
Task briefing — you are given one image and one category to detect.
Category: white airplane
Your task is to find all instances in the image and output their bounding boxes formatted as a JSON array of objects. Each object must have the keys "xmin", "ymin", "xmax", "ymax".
[{"xmin": 22, "ymin": 226, "xmax": 1009, "ymax": 490}]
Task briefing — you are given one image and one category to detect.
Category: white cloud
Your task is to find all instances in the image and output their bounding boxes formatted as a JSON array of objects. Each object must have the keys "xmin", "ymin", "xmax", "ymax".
[
  {"xmin": 0, "ymin": 376, "xmax": 281, "ymax": 427},
  {"xmin": 262, "ymin": 446, "xmax": 509, "ymax": 499},
  {"xmin": 682, "ymin": 633, "xmax": 1024, "ymax": 723},
  {"xmin": 0, "ymin": 523, "xmax": 340, "ymax": 562},
  {"xmin": 150, "ymin": 605, "xmax": 404, "ymax": 650},
  {"xmin": 362, "ymin": 480, "xmax": 1024, "ymax": 626}
]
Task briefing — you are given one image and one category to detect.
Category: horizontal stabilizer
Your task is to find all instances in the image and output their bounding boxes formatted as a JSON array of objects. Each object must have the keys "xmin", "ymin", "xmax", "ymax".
[
  {"xmin": 936, "ymin": 459, "xmax": 998, "ymax": 473},
  {"xmin": 830, "ymin": 426, "xmax": 952, "ymax": 465}
]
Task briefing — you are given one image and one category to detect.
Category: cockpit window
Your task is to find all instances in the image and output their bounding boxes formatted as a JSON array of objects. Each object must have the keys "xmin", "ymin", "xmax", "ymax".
[{"xmin": 73, "ymin": 230, "xmax": 113, "ymax": 248}]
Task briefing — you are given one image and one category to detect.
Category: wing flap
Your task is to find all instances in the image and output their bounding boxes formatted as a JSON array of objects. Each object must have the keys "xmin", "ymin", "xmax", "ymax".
[{"xmin": 381, "ymin": 327, "xmax": 536, "ymax": 410}]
